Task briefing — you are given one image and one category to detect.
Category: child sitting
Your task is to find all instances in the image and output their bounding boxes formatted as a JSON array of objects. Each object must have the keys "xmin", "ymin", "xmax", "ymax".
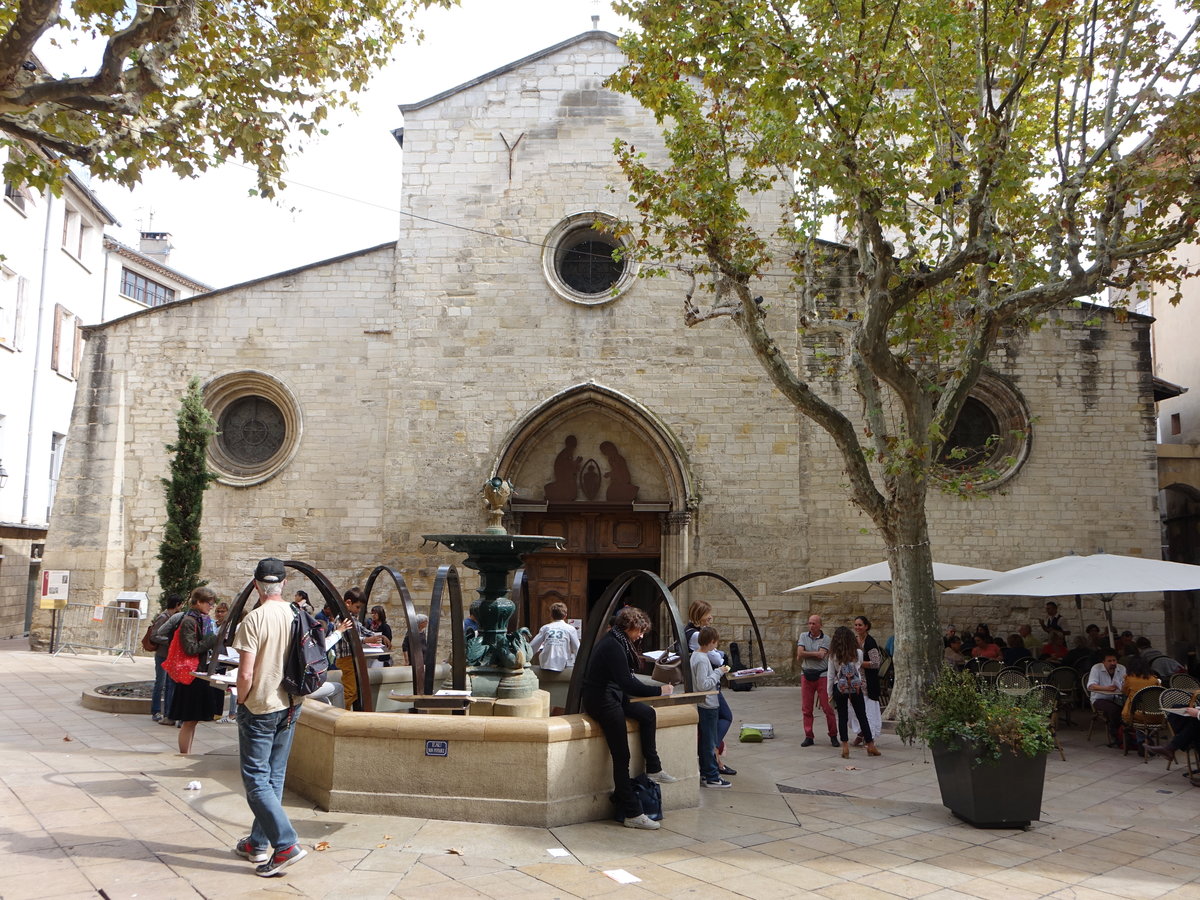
[{"xmin": 690, "ymin": 625, "xmax": 732, "ymax": 788}]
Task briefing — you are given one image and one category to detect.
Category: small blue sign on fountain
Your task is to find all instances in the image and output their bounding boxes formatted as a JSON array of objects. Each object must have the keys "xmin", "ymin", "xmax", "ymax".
[{"xmin": 425, "ymin": 740, "xmax": 448, "ymax": 757}]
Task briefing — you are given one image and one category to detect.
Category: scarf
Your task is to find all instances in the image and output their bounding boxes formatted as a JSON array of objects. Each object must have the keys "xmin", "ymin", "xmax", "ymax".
[{"xmin": 610, "ymin": 626, "xmax": 640, "ymax": 671}]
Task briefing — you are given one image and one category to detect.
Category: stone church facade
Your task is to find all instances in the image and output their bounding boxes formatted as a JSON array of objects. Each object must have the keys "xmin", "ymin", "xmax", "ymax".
[{"xmin": 32, "ymin": 31, "xmax": 1165, "ymax": 665}]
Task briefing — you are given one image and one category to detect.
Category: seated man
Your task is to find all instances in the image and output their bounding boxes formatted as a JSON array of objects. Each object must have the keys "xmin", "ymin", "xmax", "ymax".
[
  {"xmin": 1147, "ymin": 706, "xmax": 1200, "ymax": 765},
  {"xmin": 943, "ymin": 636, "xmax": 967, "ymax": 669},
  {"xmin": 1135, "ymin": 636, "xmax": 1186, "ymax": 681},
  {"xmin": 1002, "ymin": 633, "xmax": 1032, "ymax": 667},
  {"xmin": 1019, "ymin": 624, "xmax": 1041, "ymax": 654},
  {"xmin": 1087, "ymin": 650, "xmax": 1126, "ymax": 747}
]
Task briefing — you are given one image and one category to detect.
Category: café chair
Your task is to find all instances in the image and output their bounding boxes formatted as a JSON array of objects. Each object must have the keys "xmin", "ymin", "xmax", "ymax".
[
  {"xmin": 1125, "ymin": 685, "xmax": 1167, "ymax": 761},
  {"xmin": 996, "ymin": 668, "xmax": 1031, "ymax": 695},
  {"xmin": 1159, "ymin": 688, "xmax": 1198, "ymax": 782},
  {"xmin": 1169, "ymin": 673, "xmax": 1200, "ymax": 692}
]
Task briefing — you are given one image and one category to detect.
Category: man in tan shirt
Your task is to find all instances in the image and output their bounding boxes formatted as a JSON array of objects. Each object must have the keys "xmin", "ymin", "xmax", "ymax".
[{"xmin": 231, "ymin": 558, "xmax": 307, "ymax": 877}]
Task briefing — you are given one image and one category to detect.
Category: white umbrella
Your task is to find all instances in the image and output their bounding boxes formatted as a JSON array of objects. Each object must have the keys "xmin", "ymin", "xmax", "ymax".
[
  {"xmin": 944, "ymin": 552, "xmax": 1200, "ymax": 642},
  {"xmin": 784, "ymin": 561, "xmax": 1003, "ymax": 594},
  {"xmin": 942, "ymin": 553, "xmax": 1200, "ymax": 597}
]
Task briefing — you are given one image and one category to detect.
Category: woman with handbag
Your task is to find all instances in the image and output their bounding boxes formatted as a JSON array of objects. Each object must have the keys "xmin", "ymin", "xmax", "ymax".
[
  {"xmin": 165, "ymin": 587, "xmax": 225, "ymax": 754},
  {"xmin": 850, "ymin": 615, "xmax": 884, "ymax": 747},
  {"xmin": 826, "ymin": 625, "xmax": 880, "ymax": 759}
]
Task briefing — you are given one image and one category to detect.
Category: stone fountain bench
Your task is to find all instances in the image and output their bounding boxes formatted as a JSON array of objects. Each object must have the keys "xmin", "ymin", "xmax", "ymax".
[{"xmin": 286, "ymin": 700, "xmax": 700, "ymax": 826}]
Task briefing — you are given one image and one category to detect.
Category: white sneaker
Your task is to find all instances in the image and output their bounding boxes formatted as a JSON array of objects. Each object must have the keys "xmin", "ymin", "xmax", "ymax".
[
  {"xmin": 623, "ymin": 813, "xmax": 660, "ymax": 830},
  {"xmin": 646, "ymin": 770, "xmax": 678, "ymax": 784}
]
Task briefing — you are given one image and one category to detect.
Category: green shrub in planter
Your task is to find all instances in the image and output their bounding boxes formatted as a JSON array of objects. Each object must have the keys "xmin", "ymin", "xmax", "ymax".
[{"xmin": 897, "ymin": 667, "xmax": 1055, "ymax": 827}]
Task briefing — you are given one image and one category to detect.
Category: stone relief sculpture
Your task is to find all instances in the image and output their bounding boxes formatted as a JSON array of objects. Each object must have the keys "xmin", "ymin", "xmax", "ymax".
[
  {"xmin": 544, "ymin": 435, "xmax": 581, "ymax": 502},
  {"xmin": 601, "ymin": 440, "xmax": 639, "ymax": 502}
]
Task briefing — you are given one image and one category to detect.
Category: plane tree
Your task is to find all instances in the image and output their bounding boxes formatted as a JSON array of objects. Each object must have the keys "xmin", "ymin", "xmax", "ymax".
[
  {"xmin": 0, "ymin": 0, "xmax": 453, "ymax": 194},
  {"xmin": 610, "ymin": 0, "xmax": 1200, "ymax": 711}
]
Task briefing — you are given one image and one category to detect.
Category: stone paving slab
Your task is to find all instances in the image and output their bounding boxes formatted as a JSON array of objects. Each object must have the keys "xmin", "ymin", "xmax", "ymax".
[{"xmin": 0, "ymin": 641, "xmax": 1196, "ymax": 899}]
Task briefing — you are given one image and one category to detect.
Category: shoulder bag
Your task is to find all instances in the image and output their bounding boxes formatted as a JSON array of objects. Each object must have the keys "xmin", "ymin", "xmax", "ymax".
[{"xmin": 163, "ymin": 618, "xmax": 199, "ymax": 685}]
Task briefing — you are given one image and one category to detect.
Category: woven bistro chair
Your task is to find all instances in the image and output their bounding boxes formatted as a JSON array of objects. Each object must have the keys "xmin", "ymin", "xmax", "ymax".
[
  {"xmin": 1125, "ymin": 685, "xmax": 1167, "ymax": 761},
  {"xmin": 1169, "ymin": 673, "xmax": 1200, "ymax": 692},
  {"xmin": 1028, "ymin": 660, "xmax": 1054, "ymax": 682},
  {"xmin": 996, "ymin": 668, "xmax": 1031, "ymax": 696},
  {"xmin": 1047, "ymin": 666, "xmax": 1079, "ymax": 725},
  {"xmin": 1026, "ymin": 683, "xmax": 1066, "ymax": 761},
  {"xmin": 1159, "ymin": 688, "xmax": 1198, "ymax": 781},
  {"xmin": 976, "ymin": 659, "xmax": 1003, "ymax": 687},
  {"xmin": 1082, "ymin": 675, "xmax": 1109, "ymax": 742}
]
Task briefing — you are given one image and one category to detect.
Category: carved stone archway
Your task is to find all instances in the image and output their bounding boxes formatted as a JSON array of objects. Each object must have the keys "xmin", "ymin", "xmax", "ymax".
[{"xmin": 492, "ymin": 383, "xmax": 698, "ymax": 625}]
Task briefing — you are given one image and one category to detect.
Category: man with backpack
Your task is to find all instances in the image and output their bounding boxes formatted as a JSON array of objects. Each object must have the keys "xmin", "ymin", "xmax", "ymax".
[
  {"xmin": 148, "ymin": 593, "xmax": 184, "ymax": 724},
  {"xmin": 230, "ymin": 557, "xmax": 308, "ymax": 877}
]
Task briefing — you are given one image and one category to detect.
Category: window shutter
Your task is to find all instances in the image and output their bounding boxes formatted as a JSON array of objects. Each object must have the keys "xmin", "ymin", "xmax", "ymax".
[
  {"xmin": 72, "ymin": 315, "xmax": 83, "ymax": 378},
  {"xmin": 13, "ymin": 276, "xmax": 27, "ymax": 350},
  {"xmin": 51, "ymin": 303, "xmax": 63, "ymax": 372}
]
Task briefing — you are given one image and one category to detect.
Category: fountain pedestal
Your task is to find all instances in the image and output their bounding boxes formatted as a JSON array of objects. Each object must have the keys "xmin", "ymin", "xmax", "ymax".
[{"xmin": 422, "ymin": 531, "xmax": 563, "ymax": 701}]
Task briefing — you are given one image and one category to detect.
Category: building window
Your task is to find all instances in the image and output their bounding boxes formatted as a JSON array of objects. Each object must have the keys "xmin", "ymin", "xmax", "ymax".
[
  {"xmin": 0, "ymin": 267, "xmax": 28, "ymax": 350},
  {"xmin": 1171, "ymin": 413, "xmax": 1182, "ymax": 436},
  {"xmin": 61, "ymin": 204, "xmax": 94, "ymax": 263},
  {"xmin": 51, "ymin": 304, "xmax": 82, "ymax": 378},
  {"xmin": 48, "ymin": 432, "xmax": 66, "ymax": 519},
  {"xmin": 4, "ymin": 179, "xmax": 27, "ymax": 213},
  {"xmin": 542, "ymin": 212, "xmax": 637, "ymax": 306},
  {"xmin": 120, "ymin": 268, "xmax": 177, "ymax": 307},
  {"xmin": 204, "ymin": 371, "xmax": 303, "ymax": 486},
  {"xmin": 936, "ymin": 371, "xmax": 1031, "ymax": 489}
]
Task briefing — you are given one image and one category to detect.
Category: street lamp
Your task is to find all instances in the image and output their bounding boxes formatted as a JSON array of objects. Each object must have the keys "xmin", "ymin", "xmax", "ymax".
[{"xmin": 0, "ymin": 459, "xmax": 7, "ymax": 489}]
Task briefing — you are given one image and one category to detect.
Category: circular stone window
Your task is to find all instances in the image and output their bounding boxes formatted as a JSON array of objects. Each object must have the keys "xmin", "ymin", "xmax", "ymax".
[
  {"xmin": 542, "ymin": 212, "xmax": 638, "ymax": 306},
  {"xmin": 204, "ymin": 371, "xmax": 302, "ymax": 486},
  {"xmin": 936, "ymin": 371, "xmax": 1031, "ymax": 488}
]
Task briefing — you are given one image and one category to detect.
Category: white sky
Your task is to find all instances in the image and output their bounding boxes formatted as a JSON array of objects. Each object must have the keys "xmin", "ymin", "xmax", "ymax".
[{"xmin": 86, "ymin": 0, "xmax": 633, "ymax": 289}]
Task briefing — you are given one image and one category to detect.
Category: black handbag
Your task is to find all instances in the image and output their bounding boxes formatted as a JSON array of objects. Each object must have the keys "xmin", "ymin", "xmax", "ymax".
[{"xmin": 613, "ymin": 773, "xmax": 663, "ymax": 822}]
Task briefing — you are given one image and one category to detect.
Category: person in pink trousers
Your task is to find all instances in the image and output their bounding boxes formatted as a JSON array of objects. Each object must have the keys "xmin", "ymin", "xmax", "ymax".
[{"xmin": 796, "ymin": 614, "xmax": 837, "ymax": 747}]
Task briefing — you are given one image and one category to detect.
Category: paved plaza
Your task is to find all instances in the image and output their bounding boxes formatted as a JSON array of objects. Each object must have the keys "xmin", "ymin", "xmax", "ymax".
[{"xmin": 0, "ymin": 640, "xmax": 1197, "ymax": 900}]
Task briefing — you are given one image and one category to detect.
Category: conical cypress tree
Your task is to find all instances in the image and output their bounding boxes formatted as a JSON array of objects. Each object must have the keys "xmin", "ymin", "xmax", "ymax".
[{"xmin": 157, "ymin": 378, "xmax": 218, "ymax": 607}]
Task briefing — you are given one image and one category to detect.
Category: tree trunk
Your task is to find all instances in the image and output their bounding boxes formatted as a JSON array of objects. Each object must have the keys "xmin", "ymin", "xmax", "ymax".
[{"xmin": 882, "ymin": 507, "xmax": 942, "ymax": 717}]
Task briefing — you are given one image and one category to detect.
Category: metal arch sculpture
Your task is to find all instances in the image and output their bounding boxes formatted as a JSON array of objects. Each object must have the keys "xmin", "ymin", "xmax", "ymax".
[
  {"xmin": 362, "ymin": 564, "xmax": 469, "ymax": 698},
  {"xmin": 207, "ymin": 559, "xmax": 373, "ymax": 710},
  {"xmin": 668, "ymin": 571, "xmax": 770, "ymax": 673},
  {"xmin": 564, "ymin": 569, "xmax": 694, "ymax": 715},
  {"xmin": 422, "ymin": 565, "xmax": 468, "ymax": 694}
]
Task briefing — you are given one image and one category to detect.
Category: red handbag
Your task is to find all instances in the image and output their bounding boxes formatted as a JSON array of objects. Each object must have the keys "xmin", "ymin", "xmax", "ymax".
[{"xmin": 164, "ymin": 623, "xmax": 199, "ymax": 685}]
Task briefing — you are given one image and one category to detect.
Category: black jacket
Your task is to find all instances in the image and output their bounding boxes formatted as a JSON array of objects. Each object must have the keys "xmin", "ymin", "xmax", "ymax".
[{"xmin": 581, "ymin": 632, "xmax": 660, "ymax": 705}]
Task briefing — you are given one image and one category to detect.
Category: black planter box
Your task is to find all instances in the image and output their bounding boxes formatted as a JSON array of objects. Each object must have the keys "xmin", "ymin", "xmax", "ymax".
[{"xmin": 930, "ymin": 740, "xmax": 1047, "ymax": 828}]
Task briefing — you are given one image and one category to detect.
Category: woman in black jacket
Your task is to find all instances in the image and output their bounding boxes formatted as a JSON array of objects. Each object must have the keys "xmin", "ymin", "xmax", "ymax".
[
  {"xmin": 167, "ymin": 586, "xmax": 225, "ymax": 754},
  {"xmin": 582, "ymin": 606, "xmax": 675, "ymax": 830}
]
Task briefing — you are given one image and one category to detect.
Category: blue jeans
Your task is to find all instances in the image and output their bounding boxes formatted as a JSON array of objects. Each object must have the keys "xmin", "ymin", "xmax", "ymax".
[
  {"xmin": 697, "ymin": 705, "xmax": 720, "ymax": 780},
  {"xmin": 152, "ymin": 656, "xmax": 174, "ymax": 716},
  {"xmin": 716, "ymin": 692, "xmax": 733, "ymax": 747},
  {"xmin": 237, "ymin": 704, "xmax": 301, "ymax": 851}
]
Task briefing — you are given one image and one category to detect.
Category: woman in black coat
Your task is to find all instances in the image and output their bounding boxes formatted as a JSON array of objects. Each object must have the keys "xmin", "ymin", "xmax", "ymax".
[
  {"xmin": 167, "ymin": 586, "xmax": 224, "ymax": 754},
  {"xmin": 581, "ymin": 606, "xmax": 675, "ymax": 830}
]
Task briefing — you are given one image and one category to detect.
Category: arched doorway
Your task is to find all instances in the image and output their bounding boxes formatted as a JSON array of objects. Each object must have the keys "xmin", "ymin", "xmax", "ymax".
[{"xmin": 493, "ymin": 384, "xmax": 696, "ymax": 628}]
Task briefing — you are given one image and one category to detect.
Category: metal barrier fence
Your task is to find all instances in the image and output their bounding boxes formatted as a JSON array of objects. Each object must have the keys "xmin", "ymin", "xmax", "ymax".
[{"xmin": 52, "ymin": 601, "xmax": 141, "ymax": 660}]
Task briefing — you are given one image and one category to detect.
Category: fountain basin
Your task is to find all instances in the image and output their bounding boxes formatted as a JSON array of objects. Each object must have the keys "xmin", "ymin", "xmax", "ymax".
[{"xmin": 286, "ymin": 701, "xmax": 700, "ymax": 826}]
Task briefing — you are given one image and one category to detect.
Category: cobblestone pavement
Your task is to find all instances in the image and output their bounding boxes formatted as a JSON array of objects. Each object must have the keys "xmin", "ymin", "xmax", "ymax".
[{"xmin": 0, "ymin": 641, "xmax": 1197, "ymax": 899}]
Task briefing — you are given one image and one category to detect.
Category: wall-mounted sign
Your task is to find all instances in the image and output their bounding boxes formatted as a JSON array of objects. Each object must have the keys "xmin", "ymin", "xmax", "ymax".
[
  {"xmin": 39, "ymin": 570, "xmax": 70, "ymax": 610},
  {"xmin": 424, "ymin": 740, "xmax": 448, "ymax": 758}
]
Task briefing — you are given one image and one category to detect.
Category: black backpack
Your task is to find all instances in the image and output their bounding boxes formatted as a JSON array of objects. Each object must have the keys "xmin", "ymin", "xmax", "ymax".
[{"xmin": 281, "ymin": 604, "xmax": 329, "ymax": 698}]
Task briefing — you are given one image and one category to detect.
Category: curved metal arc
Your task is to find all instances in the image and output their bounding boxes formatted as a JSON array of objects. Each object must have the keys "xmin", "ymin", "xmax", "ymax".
[
  {"xmin": 293, "ymin": 559, "xmax": 372, "ymax": 711},
  {"xmin": 363, "ymin": 565, "xmax": 420, "ymax": 709},
  {"xmin": 667, "ymin": 571, "xmax": 770, "ymax": 673},
  {"xmin": 427, "ymin": 565, "xmax": 467, "ymax": 693},
  {"xmin": 564, "ymin": 568, "xmax": 692, "ymax": 715}
]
